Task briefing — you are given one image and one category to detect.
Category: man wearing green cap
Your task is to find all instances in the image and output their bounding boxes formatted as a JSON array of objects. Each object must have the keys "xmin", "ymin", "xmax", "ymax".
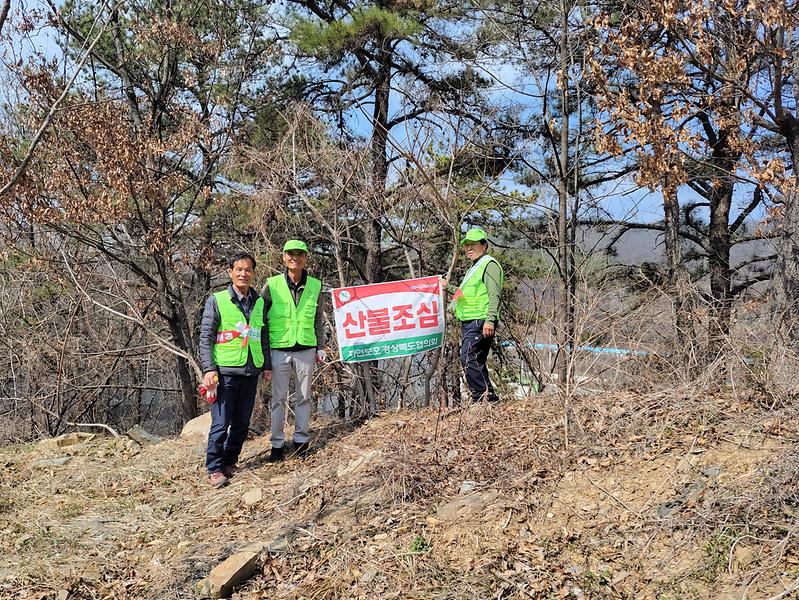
[
  {"xmin": 261, "ymin": 240, "xmax": 325, "ymax": 462},
  {"xmin": 452, "ymin": 227, "xmax": 504, "ymax": 403}
]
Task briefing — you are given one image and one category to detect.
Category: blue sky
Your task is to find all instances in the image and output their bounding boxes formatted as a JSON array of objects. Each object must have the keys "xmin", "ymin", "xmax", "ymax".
[{"xmin": 1, "ymin": 0, "xmax": 774, "ymax": 231}]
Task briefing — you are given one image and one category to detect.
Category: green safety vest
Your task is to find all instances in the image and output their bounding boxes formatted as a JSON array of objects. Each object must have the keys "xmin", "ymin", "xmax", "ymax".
[
  {"xmin": 212, "ymin": 290, "xmax": 265, "ymax": 368},
  {"xmin": 454, "ymin": 255, "xmax": 504, "ymax": 322},
  {"xmin": 267, "ymin": 274, "xmax": 321, "ymax": 348}
]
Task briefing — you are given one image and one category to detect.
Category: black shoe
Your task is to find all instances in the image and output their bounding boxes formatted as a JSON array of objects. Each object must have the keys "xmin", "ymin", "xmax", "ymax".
[
  {"xmin": 293, "ymin": 442, "xmax": 310, "ymax": 458},
  {"xmin": 266, "ymin": 446, "xmax": 284, "ymax": 463}
]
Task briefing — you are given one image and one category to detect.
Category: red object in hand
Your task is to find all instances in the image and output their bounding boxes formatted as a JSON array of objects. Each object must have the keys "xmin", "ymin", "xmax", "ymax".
[
  {"xmin": 198, "ymin": 379, "xmax": 219, "ymax": 404},
  {"xmin": 206, "ymin": 387, "xmax": 217, "ymax": 404}
]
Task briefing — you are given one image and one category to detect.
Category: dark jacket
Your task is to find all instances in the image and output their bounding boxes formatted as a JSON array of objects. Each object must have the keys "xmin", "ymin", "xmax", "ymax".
[{"xmin": 199, "ymin": 285, "xmax": 271, "ymax": 375}]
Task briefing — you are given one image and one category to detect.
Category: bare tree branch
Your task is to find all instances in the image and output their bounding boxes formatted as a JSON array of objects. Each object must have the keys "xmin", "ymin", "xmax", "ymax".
[
  {"xmin": 59, "ymin": 248, "xmax": 203, "ymax": 379},
  {"xmin": 0, "ymin": 0, "xmax": 114, "ymax": 198}
]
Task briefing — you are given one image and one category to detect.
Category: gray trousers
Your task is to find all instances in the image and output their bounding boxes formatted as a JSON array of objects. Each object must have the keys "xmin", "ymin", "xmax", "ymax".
[{"xmin": 270, "ymin": 348, "xmax": 315, "ymax": 448}]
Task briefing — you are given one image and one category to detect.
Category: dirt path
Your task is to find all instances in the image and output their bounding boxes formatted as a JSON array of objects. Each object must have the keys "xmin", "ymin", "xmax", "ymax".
[{"xmin": 2, "ymin": 392, "xmax": 799, "ymax": 599}]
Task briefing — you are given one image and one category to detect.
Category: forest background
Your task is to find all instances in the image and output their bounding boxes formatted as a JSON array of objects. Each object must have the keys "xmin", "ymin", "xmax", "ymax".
[{"xmin": 0, "ymin": 0, "xmax": 798, "ymax": 441}]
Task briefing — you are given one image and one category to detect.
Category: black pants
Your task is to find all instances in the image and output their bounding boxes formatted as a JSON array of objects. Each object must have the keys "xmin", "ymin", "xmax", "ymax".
[
  {"xmin": 459, "ymin": 320, "xmax": 499, "ymax": 403},
  {"xmin": 206, "ymin": 374, "xmax": 258, "ymax": 473}
]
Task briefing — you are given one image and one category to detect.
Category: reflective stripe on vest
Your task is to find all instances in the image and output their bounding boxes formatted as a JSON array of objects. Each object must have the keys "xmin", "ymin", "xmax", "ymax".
[
  {"xmin": 267, "ymin": 274, "xmax": 321, "ymax": 348},
  {"xmin": 454, "ymin": 255, "xmax": 503, "ymax": 321},
  {"xmin": 212, "ymin": 291, "xmax": 265, "ymax": 368}
]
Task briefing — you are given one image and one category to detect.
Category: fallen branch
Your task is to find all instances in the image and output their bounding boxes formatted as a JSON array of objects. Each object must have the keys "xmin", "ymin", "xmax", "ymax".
[
  {"xmin": 62, "ymin": 421, "xmax": 120, "ymax": 438},
  {"xmin": 38, "ymin": 403, "xmax": 121, "ymax": 438},
  {"xmin": 765, "ymin": 577, "xmax": 799, "ymax": 600},
  {"xmin": 585, "ymin": 474, "xmax": 642, "ymax": 517}
]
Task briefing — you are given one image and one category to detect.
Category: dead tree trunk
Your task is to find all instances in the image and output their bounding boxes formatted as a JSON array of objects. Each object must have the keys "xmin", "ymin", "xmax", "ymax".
[{"xmin": 663, "ymin": 188, "xmax": 697, "ymax": 368}]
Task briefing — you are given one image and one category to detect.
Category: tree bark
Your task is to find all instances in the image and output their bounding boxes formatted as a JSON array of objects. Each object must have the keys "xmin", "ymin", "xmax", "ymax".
[
  {"xmin": 707, "ymin": 179, "xmax": 733, "ymax": 354},
  {"xmin": 366, "ymin": 39, "xmax": 391, "ymax": 285},
  {"xmin": 776, "ymin": 115, "xmax": 799, "ymax": 340},
  {"xmin": 556, "ymin": 0, "xmax": 574, "ymax": 394},
  {"xmin": 0, "ymin": 0, "xmax": 10, "ymax": 38},
  {"xmin": 166, "ymin": 312, "xmax": 198, "ymax": 422},
  {"xmin": 359, "ymin": 32, "xmax": 392, "ymax": 414},
  {"xmin": 702, "ymin": 120, "xmax": 739, "ymax": 357},
  {"xmin": 662, "ymin": 188, "xmax": 696, "ymax": 363},
  {"xmin": 157, "ymin": 253, "xmax": 199, "ymax": 422}
]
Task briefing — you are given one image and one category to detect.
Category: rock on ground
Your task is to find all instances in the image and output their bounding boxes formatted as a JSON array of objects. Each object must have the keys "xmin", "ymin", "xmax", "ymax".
[
  {"xmin": 126, "ymin": 425, "xmax": 162, "ymax": 446},
  {"xmin": 195, "ymin": 551, "xmax": 259, "ymax": 599},
  {"xmin": 181, "ymin": 412, "xmax": 212, "ymax": 443},
  {"xmin": 37, "ymin": 432, "xmax": 95, "ymax": 452}
]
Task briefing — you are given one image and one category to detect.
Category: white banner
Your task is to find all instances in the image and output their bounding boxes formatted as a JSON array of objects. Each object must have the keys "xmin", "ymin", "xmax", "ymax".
[{"xmin": 331, "ymin": 276, "xmax": 445, "ymax": 363}]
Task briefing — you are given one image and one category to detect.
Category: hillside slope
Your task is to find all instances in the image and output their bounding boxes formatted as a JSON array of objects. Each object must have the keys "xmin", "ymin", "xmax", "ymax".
[{"xmin": 2, "ymin": 391, "xmax": 799, "ymax": 599}]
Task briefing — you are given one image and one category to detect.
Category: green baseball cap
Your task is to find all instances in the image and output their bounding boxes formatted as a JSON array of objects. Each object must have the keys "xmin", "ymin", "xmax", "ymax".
[
  {"xmin": 459, "ymin": 227, "xmax": 488, "ymax": 245},
  {"xmin": 283, "ymin": 240, "xmax": 309, "ymax": 253}
]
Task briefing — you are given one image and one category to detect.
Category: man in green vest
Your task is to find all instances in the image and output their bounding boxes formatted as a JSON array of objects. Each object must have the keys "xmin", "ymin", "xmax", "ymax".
[
  {"xmin": 452, "ymin": 227, "xmax": 504, "ymax": 403},
  {"xmin": 198, "ymin": 252, "xmax": 271, "ymax": 488},
  {"xmin": 262, "ymin": 240, "xmax": 325, "ymax": 462}
]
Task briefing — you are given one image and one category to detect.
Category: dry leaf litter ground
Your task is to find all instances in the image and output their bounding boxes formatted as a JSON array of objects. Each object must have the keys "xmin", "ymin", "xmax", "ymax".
[{"xmin": 2, "ymin": 389, "xmax": 799, "ymax": 599}]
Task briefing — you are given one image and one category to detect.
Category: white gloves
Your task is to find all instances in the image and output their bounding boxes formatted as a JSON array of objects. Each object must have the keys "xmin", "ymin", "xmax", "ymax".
[{"xmin": 316, "ymin": 350, "xmax": 327, "ymax": 364}]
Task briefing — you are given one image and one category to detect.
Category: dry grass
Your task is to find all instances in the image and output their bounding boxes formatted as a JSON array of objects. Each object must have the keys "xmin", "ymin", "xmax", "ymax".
[{"xmin": 2, "ymin": 388, "xmax": 799, "ymax": 599}]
